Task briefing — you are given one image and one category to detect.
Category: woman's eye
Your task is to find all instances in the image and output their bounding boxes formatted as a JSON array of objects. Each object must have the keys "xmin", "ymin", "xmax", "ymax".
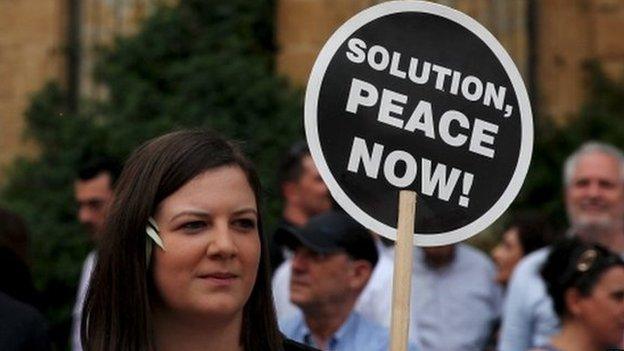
[
  {"xmin": 611, "ymin": 290, "xmax": 624, "ymax": 302},
  {"xmin": 182, "ymin": 221, "xmax": 206, "ymax": 232},
  {"xmin": 233, "ymin": 218, "xmax": 257, "ymax": 230}
]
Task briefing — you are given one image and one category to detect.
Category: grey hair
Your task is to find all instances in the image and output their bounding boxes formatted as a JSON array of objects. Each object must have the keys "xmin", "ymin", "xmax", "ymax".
[{"xmin": 563, "ymin": 141, "xmax": 624, "ymax": 186}]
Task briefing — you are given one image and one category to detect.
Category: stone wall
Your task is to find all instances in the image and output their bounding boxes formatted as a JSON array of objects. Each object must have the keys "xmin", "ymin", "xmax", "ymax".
[
  {"xmin": 276, "ymin": 0, "xmax": 529, "ymax": 86},
  {"xmin": 0, "ymin": 0, "xmax": 67, "ymax": 179},
  {"xmin": 0, "ymin": 0, "xmax": 165, "ymax": 182},
  {"xmin": 535, "ymin": 0, "xmax": 624, "ymax": 123}
]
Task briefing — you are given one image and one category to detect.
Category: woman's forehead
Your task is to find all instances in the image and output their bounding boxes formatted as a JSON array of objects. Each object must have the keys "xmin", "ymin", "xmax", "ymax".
[{"xmin": 156, "ymin": 167, "xmax": 257, "ymax": 218}]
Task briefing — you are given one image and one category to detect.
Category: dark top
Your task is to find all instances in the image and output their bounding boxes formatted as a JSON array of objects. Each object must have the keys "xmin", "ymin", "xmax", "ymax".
[
  {"xmin": 283, "ymin": 338, "xmax": 319, "ymax": 351},
  {"xmin": 0, "ymin": 291, "xmax": 52, "ymax": 351},
  {"xmin": 0, "ymin": 247, "xmax": 39, "ymax": 308}
]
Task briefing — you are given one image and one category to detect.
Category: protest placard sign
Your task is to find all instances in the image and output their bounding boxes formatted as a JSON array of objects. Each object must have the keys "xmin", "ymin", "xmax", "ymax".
[{"xmin": 305, "ymin": 1, "xmax": 532, "ymax": 246}]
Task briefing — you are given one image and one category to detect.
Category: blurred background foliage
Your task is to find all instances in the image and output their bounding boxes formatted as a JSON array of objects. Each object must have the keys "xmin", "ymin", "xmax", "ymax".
[
  {"xmin": 1, "ymin": 0, "xmax": 301, "ymax": 349},
  {"xmin": 1, "ymin": 0, "xmax": 624, "ymax": 349}
]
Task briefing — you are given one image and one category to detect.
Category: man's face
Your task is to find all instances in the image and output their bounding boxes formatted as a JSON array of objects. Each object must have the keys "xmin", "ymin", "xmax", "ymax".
[
  {"xmin": 291, "ymin": 156, "xmax": 331, "ymax": 216},
  {"xmin": 289, "ymin": 247, "xmax": 355, "ymax": 309},
  {"xmin": 566, "ymin": 152, "xmax": 624, "ymax": 231},
  {"xmin": 74, "ymin": 172, "xmax": 114, "ymax": 241}
]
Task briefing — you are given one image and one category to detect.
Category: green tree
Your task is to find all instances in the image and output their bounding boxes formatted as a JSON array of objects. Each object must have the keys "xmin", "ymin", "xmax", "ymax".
[{"xmin": 1, "ymin": 1, "xmax": 301, "ymax": 348}]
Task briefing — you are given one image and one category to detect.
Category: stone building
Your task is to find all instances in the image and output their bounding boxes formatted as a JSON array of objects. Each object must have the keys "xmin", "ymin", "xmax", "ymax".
[
  {"xmin": 0, "ymin": 0, "xmax": 66, "ymax": 171},
  {"xmin": 276, "ymin": 0, "xmax": 624, "ymax": 123},
  {"xmin": 0, "ymin": 0, "xmax": 171, "ymax": 182},
  {"xmin": 1, "ymin": 0, "xmax": 624, "ymax": 180}
]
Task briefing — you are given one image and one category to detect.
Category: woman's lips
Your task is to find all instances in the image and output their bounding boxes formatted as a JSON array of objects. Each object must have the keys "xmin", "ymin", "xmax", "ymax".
[{"xmin": 197, "ymin": 272, "xmax": 238, "ymax": 286}]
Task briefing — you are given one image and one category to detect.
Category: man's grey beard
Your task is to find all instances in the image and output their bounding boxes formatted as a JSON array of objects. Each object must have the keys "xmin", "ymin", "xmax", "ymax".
[{"xmin": 569, "ymin": 217, "xmax": 621, "ymax": 245}]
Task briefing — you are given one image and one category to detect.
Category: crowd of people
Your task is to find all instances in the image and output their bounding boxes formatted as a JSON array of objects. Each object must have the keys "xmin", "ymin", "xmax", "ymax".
[{"xmin": 1, "ymin": 130, "xmax": 624, "ymax": 351}]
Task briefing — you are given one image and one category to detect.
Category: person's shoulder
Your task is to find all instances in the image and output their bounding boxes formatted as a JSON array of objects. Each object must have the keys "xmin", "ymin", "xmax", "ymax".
[
  {"xmin": 529, "ymin": 345, "xmax": 561, "ymax": 351},
  {"xmin": 456, "ymin": 243, "xmax": 495, "ymax": 269},
  {"xmin": 353, "ymin": 311, "xmax": 387, "ymax": 333},
  {"xmin": 346, "ymin": 313, "xmax": 387, "ymax": 347},
  {"xmin": 0, "ymin": 291, "xmax": 50, "ymax": 349},
  {"xmin": 282, "ymin": 338, "xmax": 319, "ymax": 351},
  {"xmin": 0, "ymin": 291, "xmax": 46, "ymax": 325},
  {"xmin": 506, "ymin": 246, "xmax": 551, "ymax": 299},
  {"xmin": 514, "ymin": 246, "xmax": 551, "ymax": 277},
  {"xmin": 525, "ymin": 246, "xmax": 551, "ymax": 262},
  {"xmin": 279, "ymin": 311, "xmax": 305, "ymax": 338},
  {"xmin": 351, "ymin": 314, "xmax": 417, "ymax": 351}
]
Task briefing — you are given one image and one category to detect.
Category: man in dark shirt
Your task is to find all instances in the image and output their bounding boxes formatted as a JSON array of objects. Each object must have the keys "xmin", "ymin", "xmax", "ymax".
[{"xmin": 0, "ymin": 291, "xmax": 51, "ymax": 351}]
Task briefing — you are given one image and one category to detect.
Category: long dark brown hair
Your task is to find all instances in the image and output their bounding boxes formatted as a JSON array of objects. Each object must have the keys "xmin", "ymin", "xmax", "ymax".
[{"xmin": 81, "ymin": 130, "xmax": 282, "ymax": 351}]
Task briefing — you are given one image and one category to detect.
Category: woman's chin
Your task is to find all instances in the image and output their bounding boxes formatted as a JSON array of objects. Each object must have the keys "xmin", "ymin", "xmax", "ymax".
[{"xmin": 185, "ymin": 299, "xmax": 245, "ymax": 319}]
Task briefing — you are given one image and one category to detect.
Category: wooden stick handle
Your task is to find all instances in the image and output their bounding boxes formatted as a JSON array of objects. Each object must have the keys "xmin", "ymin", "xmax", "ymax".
[{"xmin": 390, "ymin": 190, "xmax": 416, "ymax": 351}]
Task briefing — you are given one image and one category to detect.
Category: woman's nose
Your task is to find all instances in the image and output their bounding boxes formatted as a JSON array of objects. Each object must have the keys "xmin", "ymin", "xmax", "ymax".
[{"xmin": 206, "ymin": 223, "xmax": 238, "ymax": 259}]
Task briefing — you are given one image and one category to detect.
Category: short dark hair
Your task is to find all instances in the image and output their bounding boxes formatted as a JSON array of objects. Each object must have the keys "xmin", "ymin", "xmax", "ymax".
[
  {"xmin": 504, "ymin": 212, "xmax": 554, "ymax": 256},
  {"xmin": 277, "ymin": 141, "xmax": 310, "ymax": 189},
  {"xmin": 541, "ymin": 238, "xmax": 624, "ymax": 319},
  {"xmin": 82, "ymin": 129, "xmax": 282, "ymax": 351},
  {"xmin": 77, "ymin": 156, "xmax": 122, "ymax": 187}
]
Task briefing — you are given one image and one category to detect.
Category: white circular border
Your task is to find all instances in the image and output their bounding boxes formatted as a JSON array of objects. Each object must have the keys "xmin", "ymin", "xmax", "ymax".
[{"xmin": 304, "ymin": 0, "xmax": 533, "ymax": 246}]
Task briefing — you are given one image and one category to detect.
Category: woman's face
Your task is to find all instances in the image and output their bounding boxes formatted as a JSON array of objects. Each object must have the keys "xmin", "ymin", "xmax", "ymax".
[
  {"xmin": 491, "ymin": 227, "xmax": 524, "ymax": 285},
  {"xmin": 152, "ymin": 166, "xmax": 260, "ymax": 320},
  {"xmin": 574, "ymin": 266, "xmax": 624, "ymax": 347}
]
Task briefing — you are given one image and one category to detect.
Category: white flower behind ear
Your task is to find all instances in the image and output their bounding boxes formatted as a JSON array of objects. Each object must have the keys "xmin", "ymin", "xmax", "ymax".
[
  {"xmin": 146, "ymin": 217, "xmax": 165, "ymax": 250},
  {"xmin": 145, "ymin": 217, "xmax": 166, "ymax": 266}
]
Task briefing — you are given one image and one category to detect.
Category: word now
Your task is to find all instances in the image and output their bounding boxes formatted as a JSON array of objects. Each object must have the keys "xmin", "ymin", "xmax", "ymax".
[
  {"xmin": 346, "ymin": 37, "xmax": 513, "ymax": 117},
  {"xmin": 346, "ymin": 78, "xmax": 498, "ymax": 159},
  {"xmin": 347, "ymin": 137, "xmax": 474, "ymax": 207}
]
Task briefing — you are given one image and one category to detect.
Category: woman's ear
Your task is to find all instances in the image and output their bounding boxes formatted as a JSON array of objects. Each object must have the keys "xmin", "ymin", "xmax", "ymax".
[{"xmin": 565, "ymin": 287, "xmax": 585, "ymax": 316}]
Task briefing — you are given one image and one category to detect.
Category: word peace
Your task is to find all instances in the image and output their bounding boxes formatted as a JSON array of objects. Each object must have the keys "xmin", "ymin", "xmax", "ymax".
[{"xmin": 346, "ymin": 78, "xmax": 498, "ymax": 159}]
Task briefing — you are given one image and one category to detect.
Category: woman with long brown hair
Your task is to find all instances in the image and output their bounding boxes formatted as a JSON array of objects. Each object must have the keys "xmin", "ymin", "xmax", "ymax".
[{"xmin": 81, "ymin": 130, "xmax": 315, "ymax": 351}]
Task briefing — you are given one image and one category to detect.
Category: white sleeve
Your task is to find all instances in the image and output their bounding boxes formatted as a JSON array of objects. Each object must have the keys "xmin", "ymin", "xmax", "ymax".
[{"xmin": 71, "ymin": 253, "xmax": 96, "ymax": 351}]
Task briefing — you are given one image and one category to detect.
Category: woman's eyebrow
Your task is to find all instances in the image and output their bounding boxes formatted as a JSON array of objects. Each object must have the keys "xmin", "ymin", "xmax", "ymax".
[
  {"xmin": 169, "ymin": 208, "xmax": 257, "ymax": 221},
  {"xmin": 170, "ymin": 210, "xmax": 210, "ymax": 222},
  {"xmin": 232, "ymin": 208, "xmax": 258, "ymax": 216}
]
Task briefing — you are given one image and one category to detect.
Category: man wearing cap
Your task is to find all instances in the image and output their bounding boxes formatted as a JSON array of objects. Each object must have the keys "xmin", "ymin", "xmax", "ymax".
[
  {"xmin": 272, "ymin": 143, "xmax": 395, "ymax": 328},
  {"xmin": 277, "ymin": 210, "xmax": 417, "ymax": 351}
]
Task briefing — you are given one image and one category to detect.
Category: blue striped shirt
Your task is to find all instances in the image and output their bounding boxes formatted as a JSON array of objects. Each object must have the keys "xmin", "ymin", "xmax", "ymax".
[{"xmin": 280, "ymin": 311, "xmax": 418, "ymax": 351}]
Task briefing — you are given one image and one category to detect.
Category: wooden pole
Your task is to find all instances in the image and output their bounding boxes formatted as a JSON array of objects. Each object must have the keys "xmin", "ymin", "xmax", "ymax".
[{"xmin": 390, "ymin": 190, "xmax": 416, "ymax": 351}]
